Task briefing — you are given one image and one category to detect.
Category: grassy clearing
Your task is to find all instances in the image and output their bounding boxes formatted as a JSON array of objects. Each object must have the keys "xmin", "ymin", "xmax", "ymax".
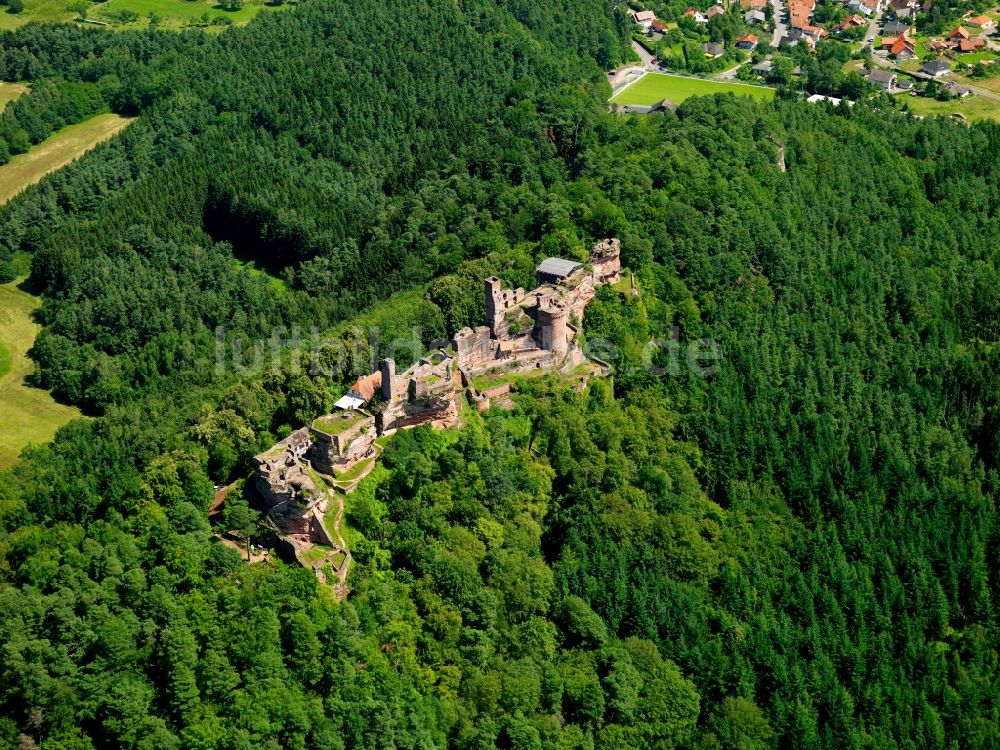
[
  {"xmin": 955, "ymin": 51, "xmax": 1000, "ymax": 64},
  {"xmin": 0, "ymin": 0, "xmax": 291, "ymax": 31},
  {"xmin": 472, "ymin": 367, "xmax": 550, "ymax": 392},
  {"xmin": 313, "ymin": 410, "xmax": 367, "ymax": 436},
  {"xmin": 0, "ymin": 82, "xmax": 29, "ymax": 109},
  {"xmin": 333, "ymin": 454, "xmax": 377, "ymax": 483},
  {"xmin": 299, "ymin": 545, "xmax": 334, "ymax": 565},
  {"xmin": 0, "ymin": 342, "xmax": 11, "ymax": 378},
  {"xmin": 0, "ymin": 0, "xmax": 76, "ymax": 30},
  {"xmin": 0, "ymin": 278, "xmax": 83, "ymax": 469},
  {"xmin": 613, "ymin": 72, "xmax": 775, "ymax": 105},
  {"xmin": 899, "ymin": 93, "xmax": 1000, "ymax": 123},
  {"xmin": 91, "ymin": 0, "xmax": 292, "ymax": 30},
  {"xmin": 0, "ymin": 113, "xmax": 134, "ymax": 206},
  {"xmin": 955, "ymin": 74, "xmax": 1000, "ymax": 94}
]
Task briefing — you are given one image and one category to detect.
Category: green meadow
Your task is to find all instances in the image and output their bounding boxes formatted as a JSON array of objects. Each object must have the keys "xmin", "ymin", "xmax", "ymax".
[
  {"xmin": 613, "ymin": 72, "xmax": 775, "ymax": 106},
  {"xmin": 0, "ymin": 275, "xmax": 83, "ymax": 469}
]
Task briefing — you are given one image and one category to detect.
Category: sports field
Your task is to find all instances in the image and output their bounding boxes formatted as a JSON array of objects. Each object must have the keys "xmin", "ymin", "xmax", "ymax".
[
  {"xmin": 0, "ymin": 113, "xmax": 134, "ymax": 205},
  {"xmin": 0, "ymin": 82, "xmax": 29, "ymax": 109},
  {"xmin": 0, "ymin": 276, "xmax": 82, "ymax": 469},
  {"xmin": 613, "ymin": 72, "xmax": 775, "ymax": 106}
]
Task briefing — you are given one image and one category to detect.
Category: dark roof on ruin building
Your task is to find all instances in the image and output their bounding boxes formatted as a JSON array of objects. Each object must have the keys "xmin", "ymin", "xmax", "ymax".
[{"xmin": 536, "ymin": 257, "xmax": 582, "ymax": 279}]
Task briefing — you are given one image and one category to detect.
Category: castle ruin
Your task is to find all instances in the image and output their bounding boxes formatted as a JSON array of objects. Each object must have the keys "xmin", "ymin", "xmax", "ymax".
[{"xmin": 247, "ymin": 239, "xmax": 621, "ymax": 588}]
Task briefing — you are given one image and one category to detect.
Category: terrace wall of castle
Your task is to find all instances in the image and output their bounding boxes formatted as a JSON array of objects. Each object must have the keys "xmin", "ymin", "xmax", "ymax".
[{"xmin": 309, "ymin": 411, "xmax": 377, "ymax": 475}]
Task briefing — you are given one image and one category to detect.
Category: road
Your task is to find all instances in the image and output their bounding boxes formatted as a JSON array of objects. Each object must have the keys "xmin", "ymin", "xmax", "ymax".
[
  {"xmin": 716, "ymin": 61, "xmax": 748, "ymax": 79},
  {"xmin": 771, "ymin": 0, "xmax": 786, "ymax": 47},
  {"xmin": 631, "ymin": 38, "xmax": 657, "ymax": 69}
]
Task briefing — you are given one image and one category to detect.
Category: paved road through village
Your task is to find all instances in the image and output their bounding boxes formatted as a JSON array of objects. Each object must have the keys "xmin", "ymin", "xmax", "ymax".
[{"xmin": 771, "ymin": 0, "xmax": 786, "ymax": 47}]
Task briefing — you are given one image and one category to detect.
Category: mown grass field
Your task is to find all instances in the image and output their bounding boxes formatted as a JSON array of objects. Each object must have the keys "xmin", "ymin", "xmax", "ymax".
[
  {"xmin": 0, "ymin": 0, "xmax": 75, "ymax": 30},
  {"xmin": 613, "ymin": 72, "xmax": 775, "ymax": 106},
  {"xmin": 955, "ymin": 50, "xmax": 1000, "ymax": 65},
  {"xmin": 899, "ymin": 92, "xmax": 1000, "ymax": 123},
  {"xmin": 91, "ymin": 0, "xmax": 292, "ymax": 30},
  {"xmin": 0, "ymin": 276, "xmax": 82, "ymax": 469},
  {"xmin": 0, "ymin": 82, "xmax": 29, "ymax": 109},
  {"xmin": 0, "ymin": 113, "xmax": 134, "ymax": 205},
  {"xmin": 0, "ymin": 0, "xmax": 290, "ymax": 31}
]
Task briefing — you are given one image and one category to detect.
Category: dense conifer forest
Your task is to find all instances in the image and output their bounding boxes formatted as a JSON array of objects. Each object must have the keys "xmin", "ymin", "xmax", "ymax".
[{"xmin": 0, "ymin": 0, "xmax": 998, "ymax": 747}]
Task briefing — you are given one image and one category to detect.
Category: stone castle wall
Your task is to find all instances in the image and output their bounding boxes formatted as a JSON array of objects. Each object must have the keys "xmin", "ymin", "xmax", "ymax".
[
  {"xmin": 452, "ymin": 326, "xmax": 496, "ymax": 372},
  {"xmin": 310, "ymin": 420, "xmax": 377, "ymax": 475}
]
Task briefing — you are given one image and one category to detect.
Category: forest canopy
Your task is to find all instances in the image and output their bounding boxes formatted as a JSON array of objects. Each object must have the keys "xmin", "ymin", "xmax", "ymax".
[{"xmin": 0, "ymin": 0, "xmax": 998, "ymax": 748}]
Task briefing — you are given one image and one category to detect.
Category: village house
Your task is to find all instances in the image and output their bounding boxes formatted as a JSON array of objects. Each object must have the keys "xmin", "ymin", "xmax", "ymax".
[
  {"xmin": 868, "ymin": 69, "xmax": 897, "ymax": 90},
  {"xmin": 745, "ymin": 9, "xmax": 766, "ymax": 24},
  {"xmin": 788, "ymin": 0, "xmax": 815, "ymax": 29},
  {"xmin": 684, "ymin": 6, "xmax": 708, "ymax": 23},
  {"xmin": 948, "ymin": 25, "xmax": 970, "ymax": 43},
  {"xmin": 617, "ymin": 98, "xmax": 677, "ymax": 114},
  {"xmin": 752, "ymin": 59, "xmax": 774, "ymax": 75},
  {"xmin": 848, "ymin": 0, "xmax": 880, "ymax": 16},
  {"xmin": 882, "ymin": 33, "xmax": 916, "ymax": 60},
  {"xmin": 779, "ymin": 28, "xmax": 816, "ymax": 48},
  {"xmin": 882, "ymin": 20, "xmax": 910, "ymax": 36},
  {"xmin": 651, "ymin": 18, "xmax": 667, "ymax": 33},
  {"xmin": 942, "ymin": 81, "xmax": 971, "ymax": 97},
  {"xmin": 835, "ymin": 14, "xmax": 866, "ymax": 31},
  {"xmin": 632, "ymin": 9, "xmax": 657, "ymax": 28},
  {"xmin": 958, "ymin": 37, "xmax": 987, "ymax": 52},
  {"xmin": 706, "ymin": 4, "xmax": 726, "ymax": 19},
  {"xmin": 889, "ymin": 0, "xmax": 920, "ymax": 18},
  {"xmin": 741, "ymin": 0, "xmax": 767, "ymax": 8},
  {"xmin": 736, "ymin": 33, "xmax": 759, "ymax": 50},
  {"xmin": 922, "ymin": 60, "xmax": 952, "ymax": 77},
  {"xmin": 966, "ymin": 15, "xmax": 994, "ymax": 31},
  {"xmin": 701, "ymin": 41, "xmax": 725, "ymax": 58},
  {"xmin": 799, "ymin": 24, "xmax": 828, "ymax": 41}
]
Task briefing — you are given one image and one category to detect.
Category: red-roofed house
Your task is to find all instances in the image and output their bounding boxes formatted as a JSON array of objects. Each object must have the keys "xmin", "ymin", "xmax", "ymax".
[
  {"xmin": 966, "ymin": 15, "xmax": 995, "ymax": 30},
  {"xmin": 836, "ymin": 14, "xmax": 866, "ymax": 30},
  {"xmin": 683, "ymin": 6, "xmax": 708, "ymax": 23},
  {"xmin": 800, "ymin": 25, "xmax": 829, "ymax": 40},
  {"xmin": 889, "ymin": 35, "xmax": 916, "ymax": 59},
  {"xmin": 958, "ymin": 37, "xmax": 987, "ymax": 52},
  {"xmin": 788, "ymin": 0, "xmax": 817, "ymax": 29},
  {"xmin": 948, "ymin": 26, "xmax": 970, "ymax": 41},
  {"xmin": 735, "ymin": 33, "xmax": 759, "ymax": 50},
  {"xmin": 651, "ymin": 19, "xmax": 667, "ymax": 32}
]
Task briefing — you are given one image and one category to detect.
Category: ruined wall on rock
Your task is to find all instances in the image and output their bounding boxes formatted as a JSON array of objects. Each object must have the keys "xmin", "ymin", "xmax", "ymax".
[{"xmin": 309, "ymin": 412, "xmax": 377, "ymax": 474}]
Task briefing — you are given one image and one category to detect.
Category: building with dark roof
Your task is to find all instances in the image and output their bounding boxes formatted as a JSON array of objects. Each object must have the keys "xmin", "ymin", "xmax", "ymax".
[
  {"xmin": 922, "ymin": 60, "xmax": 952, "ymax": 77},
  {"xmin": 536, "ymin": 258, "xmax": 584, "ymax": 284}
]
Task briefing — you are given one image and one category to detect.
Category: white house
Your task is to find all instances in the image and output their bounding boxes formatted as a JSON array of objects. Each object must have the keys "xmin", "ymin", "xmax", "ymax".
[
  {"xmin": 966, "ymin": 15, "xmax": 995, "ymax": 31},
  {"xmin": 869, "ymin": 69, "xmax": 897, "ymax": 90},
  {"xmin": 632, "ymin": 9, "xmax": 657, "ymax": 28},
  {"xmin": 921, "ymin": 60, "xmax": 952, "ymax": 77}
]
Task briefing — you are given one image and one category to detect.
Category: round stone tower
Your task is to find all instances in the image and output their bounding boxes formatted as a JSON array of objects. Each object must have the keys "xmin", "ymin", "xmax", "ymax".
[{"xmin": 537, "ymin": 296, "xmax": 569, "ymax": 355}]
